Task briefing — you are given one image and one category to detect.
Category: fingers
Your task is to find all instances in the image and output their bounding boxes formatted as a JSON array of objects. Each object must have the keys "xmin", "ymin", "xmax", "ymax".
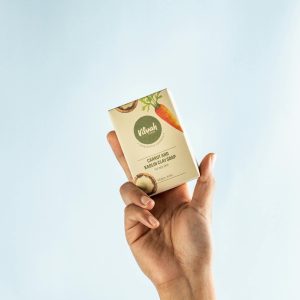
[
  {"xmin": 107, "ymin": 130, "xmax": 160, "ymax": 243},
  {"xmin": 120, "ymin": 181, "xmax": 155, "ymax": 209},
  {"xmin": 118, "ymin": 172, "xmax": 159, "ymax": 244},
  {"xmin": 107, "ymin": 130, "xmax": 133, "ymax": 180},
  {"xmin": 120, "ymin": 182, "xmax": 159, "ymax": 244},
  {"xmin": 191, "ymin": 153, "xmax": 216, "ymax": 217},
  {"xmin": 124, "ymin": 204, "xmax": 160, "ymax": 244},
  {"xmin": 125, "ymin": 204, "xmax": 160, "ymax": 231}
]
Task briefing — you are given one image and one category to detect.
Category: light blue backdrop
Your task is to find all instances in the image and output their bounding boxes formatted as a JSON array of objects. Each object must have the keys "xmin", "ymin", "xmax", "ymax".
[{"xmin": 1, "ymin": 1, "xmax": 299, "ymax": 299}]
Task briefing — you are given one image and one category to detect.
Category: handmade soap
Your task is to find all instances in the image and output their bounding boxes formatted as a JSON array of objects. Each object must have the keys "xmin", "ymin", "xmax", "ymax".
[{"xmin": 108, "ymin": 89, "xmax": 199, "ymax": 196}]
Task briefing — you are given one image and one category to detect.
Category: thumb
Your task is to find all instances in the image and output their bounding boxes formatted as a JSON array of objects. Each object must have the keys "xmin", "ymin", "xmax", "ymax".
[{"xmin": 191, "ymin": 153, "xmax": 216, "ymax": 218}]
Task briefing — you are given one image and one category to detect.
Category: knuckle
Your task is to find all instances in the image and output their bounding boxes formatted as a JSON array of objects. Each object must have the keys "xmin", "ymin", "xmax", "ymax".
[
  {"xmin": 124, "ymin": 203, "xmax": 134, "ymax": 214},
  {"xmin": 210, "ymin": 176, "xmax": 216, "ymax": 185},
  {"xmin": 200, "ymin": 175, "xmax": 216, "ymax": 186},
  {"xmin": 119, "ymin": 181, "xmax": 131, "ymax": 195},
  {"xmin": 198, "ymin": 175, "xmax": 216, "ymax": 189}
]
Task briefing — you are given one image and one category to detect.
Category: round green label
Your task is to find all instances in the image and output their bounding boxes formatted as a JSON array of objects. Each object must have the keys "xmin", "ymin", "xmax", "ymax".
[{"xmin": 134, "ymin": 116, "xmax": 162, "ymax": 144}]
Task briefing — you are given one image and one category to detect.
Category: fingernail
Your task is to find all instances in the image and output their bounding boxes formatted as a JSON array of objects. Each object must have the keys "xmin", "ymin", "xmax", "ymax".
[
  {"xmin": 141, "ymin": 195, "xmax": 153, "ymax": 207},
  {"xmin": 210, "ymin": 153, "xmax": 216, "ymax": 170},
  {"xmin": 148, "ymin": 216, "xmax": 159, "ymax": 227}
]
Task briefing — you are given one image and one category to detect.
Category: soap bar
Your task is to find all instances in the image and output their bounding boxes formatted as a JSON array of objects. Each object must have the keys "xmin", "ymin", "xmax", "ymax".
[{"xmin": 108, "ymin": 89, "xmax": 199, "ymax": 196}]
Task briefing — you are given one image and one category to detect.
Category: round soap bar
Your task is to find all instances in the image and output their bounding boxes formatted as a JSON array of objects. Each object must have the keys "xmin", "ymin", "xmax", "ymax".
[{"xmin": 134, "ymin": 173, "xmax": 157, "ymax": 195}]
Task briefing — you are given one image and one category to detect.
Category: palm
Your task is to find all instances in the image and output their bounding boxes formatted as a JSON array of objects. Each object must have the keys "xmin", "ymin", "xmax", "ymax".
[
  {"xmin": 107, "ymin": 131, "xmax": 215, "ymax": 289},
  {"xmin": 126, "ymin": 184, "xmax": 212, "ymax": 286}
]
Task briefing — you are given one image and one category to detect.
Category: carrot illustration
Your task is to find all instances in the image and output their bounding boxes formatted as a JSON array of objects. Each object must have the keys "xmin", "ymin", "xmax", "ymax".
[
  {"xmin": 139, "ymin": 92, "xmax": 183, "ymax": 132},
  {"xmin": 154, "ymin": 103, "xmax": 182, "ymax": 131}
]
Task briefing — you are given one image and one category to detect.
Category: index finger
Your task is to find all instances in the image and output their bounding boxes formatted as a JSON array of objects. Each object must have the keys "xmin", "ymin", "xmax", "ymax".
[{"xmin": 107, "ymin": 130, "xmax": 133, "ymax": 180}]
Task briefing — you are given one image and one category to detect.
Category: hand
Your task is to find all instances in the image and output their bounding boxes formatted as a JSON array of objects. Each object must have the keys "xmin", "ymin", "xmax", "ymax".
[{"xmin": 107, "ymin": 131, "xmax": 216, "ymax": 300}]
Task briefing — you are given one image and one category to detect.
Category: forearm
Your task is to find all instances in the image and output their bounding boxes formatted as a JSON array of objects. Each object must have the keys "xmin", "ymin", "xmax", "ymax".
[{"xmin": 156, "ymin": 269, "xmax": 216, "ymax": 300}]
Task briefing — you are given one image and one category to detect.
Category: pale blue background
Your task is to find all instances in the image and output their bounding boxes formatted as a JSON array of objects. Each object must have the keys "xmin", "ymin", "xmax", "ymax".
[{"xmin": 1, "ymin": 0, "xmax": 300, "ymax": 299}]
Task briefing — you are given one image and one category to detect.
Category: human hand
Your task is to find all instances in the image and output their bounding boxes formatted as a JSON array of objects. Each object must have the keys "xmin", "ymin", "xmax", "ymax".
[{"xmin": 107, "ymin": 131, "xmax": 216, "ymax": 300}]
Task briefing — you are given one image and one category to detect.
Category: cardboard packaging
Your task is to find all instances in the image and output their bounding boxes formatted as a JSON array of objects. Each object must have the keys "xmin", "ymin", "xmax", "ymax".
[{"xmin": 108, "ymin": 89, "xmax": 199, "ymax": 196}]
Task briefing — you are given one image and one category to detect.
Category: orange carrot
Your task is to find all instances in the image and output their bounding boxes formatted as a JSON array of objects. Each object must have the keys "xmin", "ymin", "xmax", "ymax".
[
  {"xmin": 139, "ymin": 92, "xmax": 183, "ymax": 132},
  {"xmin": 154, "ymin": 103, "xmax": 183, "ymax": 132}
]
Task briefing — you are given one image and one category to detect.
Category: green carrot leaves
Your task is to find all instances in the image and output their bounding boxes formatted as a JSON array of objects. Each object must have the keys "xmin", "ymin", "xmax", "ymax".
[{"xmin": 138, "ymin": 91, "xmax": 162, "ymax": 111}]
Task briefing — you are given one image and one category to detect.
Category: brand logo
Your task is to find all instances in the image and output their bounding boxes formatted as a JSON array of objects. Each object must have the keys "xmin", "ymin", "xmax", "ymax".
[{"xmin": 134, "ymin": 116, "xmax": 162, "ymax": 144}]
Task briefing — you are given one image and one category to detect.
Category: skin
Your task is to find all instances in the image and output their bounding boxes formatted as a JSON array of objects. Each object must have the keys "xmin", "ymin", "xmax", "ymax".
[{"xmin": 107, "ymin": 131, "xmax": 216, "ymax": 300}]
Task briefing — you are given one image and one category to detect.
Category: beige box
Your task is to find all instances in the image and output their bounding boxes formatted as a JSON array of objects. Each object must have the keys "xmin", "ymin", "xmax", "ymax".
[{"xmin": 108, "ymin": 89, "xmax": 199, "ymax": 196}]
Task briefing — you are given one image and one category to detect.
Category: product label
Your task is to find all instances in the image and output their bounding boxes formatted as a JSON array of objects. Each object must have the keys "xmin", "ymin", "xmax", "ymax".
[
  {"xmin": 134, "ymin": 116, "xmax": 162, "ymax": 144},
  {"xmin": 108, "ymin": 89, "xmax": 199, "ymax": 196}
]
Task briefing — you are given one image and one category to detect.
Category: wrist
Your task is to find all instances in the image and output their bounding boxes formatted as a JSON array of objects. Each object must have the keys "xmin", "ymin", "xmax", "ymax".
[
  {"xmin": 156, "ymin": 268, "xmax": 216, "ymax": 300},
  {"xmin": 156, "ymin": 276, "xmax": 194, "ymax": 300}
]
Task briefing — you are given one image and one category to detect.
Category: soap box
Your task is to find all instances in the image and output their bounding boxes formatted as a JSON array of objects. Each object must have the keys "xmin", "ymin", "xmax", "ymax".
[{"xmin": 108, "ymin": 89, "xmax": 199, "ymax": 196}]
